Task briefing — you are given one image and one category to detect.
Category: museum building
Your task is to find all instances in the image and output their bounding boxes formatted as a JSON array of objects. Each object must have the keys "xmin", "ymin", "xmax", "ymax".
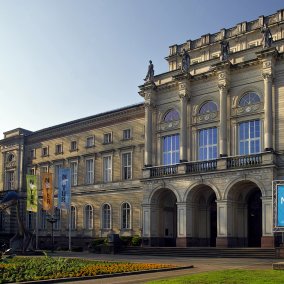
[{"xmin": 1, "ymin": 10, "xmax": 284, "ymax": 248}]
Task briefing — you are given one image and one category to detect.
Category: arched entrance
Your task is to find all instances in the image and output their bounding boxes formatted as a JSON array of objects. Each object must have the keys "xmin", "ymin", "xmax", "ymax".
[
  {"xmin": 187, "ymin": 185, "xmax": 217, "ymax": 247},
  {"xmin": 227, "ymin": 181, "xmax": 262, "ymax": 247},
  {"xmin": 150, "ymin": 188, "xmax": 177, "ymax": 246}
]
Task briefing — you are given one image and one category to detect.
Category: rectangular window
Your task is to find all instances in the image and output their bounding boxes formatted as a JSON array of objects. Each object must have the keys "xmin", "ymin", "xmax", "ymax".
[
  {"xmin": 103, "ymin": 156, "xmax": 112, "ymax": 182},
  {"xmin": 70, "ymin": 141, "xmax": 77, "ymax": 151},
  {"xmin": 55, "ymin": 144, "xmax": 63, "ymax": 154},
  {"xmin": 162, "ymin": 134, "xmax": 180, "ymax": 165},
  {"xmin": 86, "ymin": 136, "xmax": 95, "ymax": 147},
  {"xmin": 199, "ymin": 127, "xmax": 218, "ymax": 160},
  {"xmin": 42, "ymin": 147, "xmax": 48, "ymax": 157},
  {"xmin": 103, "ymin": 133, "xmax": 112, "ymax": 144},
  {"xmin": 122, "ymin": 152, "xmax": 132, "ymax": 180},
  {"xmin": 86, "ymin": 159, "xmax": 94, "ymax": 184},
  {"xmin": 70, "ymin": 161, "xmax": 78, "ymax": 186},
  {"xmin": 123, "ymin": 129, "xmax": 131, "ymax": 140},
  {"xmin": 6, "ymin": 171, "xmax": 15, "ymax": 190},
  {"xmin": 239, "ymin": 120, "xmax": 261, "ymax": 155},
  {"xmin": 30, "ymin": 168, "xmax": 36, "ymax": 175}
]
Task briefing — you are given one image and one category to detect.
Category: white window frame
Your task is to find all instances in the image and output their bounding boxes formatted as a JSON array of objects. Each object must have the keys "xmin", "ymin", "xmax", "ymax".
[
  {"xmin": 84, "ymin": 204, "xmax": 93, "ymax": 230},
  {"xmin": 55, "ymin": 143, "xmax": 63, "ymax": 154},
  {"xmin": 103, "ymin": 155, "xmax": 112, "ymax": 183},
  {"xmin": 42, "ymin": 146, "xmax": 49, "ymax": 157},
  {"xmin": 70, "ymin": 161, "xmax": 78, "ymax": 186},
  {"xmin": 54, "ymin": 164, "xmax": 62, "ymax": 188},
  {"xmin": 85, "ymin": 158, "xmax": 94, "ymax": 184},
  {"xmin": 121, "ymin": 202, "xmax": 131, "ymax": 230},
  {"xmin": 70, "ymin": 141, "xmax": 77, "ymax": 151},
  {"xmin": 122, "ymin": 152, "xmax": 132, "ymax": 180},
  {"xmin": 102, "ymin": 203, "xmax": 111, "ymax": 229},
  {"xmin": 123, "ymin": 129, "xmax": 131, "ymax": 140},
  {"xmin": 103, "ymin": 133, "xmax": 112, "ymax": 144},
  {"xmin": 86, "ymin": 136, "xmax": 95, "ymax": 147},
  {"xmin": 198, "ymin": 127, "xmax": 218, "ymax": 161}
]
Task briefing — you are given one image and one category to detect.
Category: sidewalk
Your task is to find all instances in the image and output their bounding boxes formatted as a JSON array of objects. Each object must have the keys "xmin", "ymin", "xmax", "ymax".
[{"xmin": 44, "ymin": 251, "xmax": 277, "ymax": 284}]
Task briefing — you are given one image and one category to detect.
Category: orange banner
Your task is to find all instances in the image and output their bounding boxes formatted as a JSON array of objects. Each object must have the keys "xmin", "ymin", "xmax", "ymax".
[{"xmin": 42, "ymin": 173, "xmax": 53, "ymax": 211}]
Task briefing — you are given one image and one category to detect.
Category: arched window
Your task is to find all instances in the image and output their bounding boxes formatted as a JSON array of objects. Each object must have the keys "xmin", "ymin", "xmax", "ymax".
[
  {"xmin": 164, "ymin": 109, "xmax": 180, "ymax": 122},
  {"xmin": 7, "ymin": 153, "xmax": 15, "ymax": 162},
  {"xmin": 199, "ymin": 101, "xmax": 217, "ymax": 114},
  {"xmin": 239, "ymin": 92, "xmax": 260, "ymax": 106},
  {"xmin": 54, "ymin": 207, "xmax": 61, "ymax": 230},
  {"xmin": 84, "ymin": 205, "xmax": 93, "ymax": 230},
  {"xmin": 71, "ymin": 206, "xmax": 76, "ymax": 230},
  {"xmin": 102, "ymin": 204, "xmax": 111, "ymax": 229},
  {"xmin": 121, "ymin": 202, "xmax": 131, "ymax": 229}
]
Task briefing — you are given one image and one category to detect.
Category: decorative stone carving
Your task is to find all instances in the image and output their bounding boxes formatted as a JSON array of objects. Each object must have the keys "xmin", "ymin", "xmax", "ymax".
[{"xmin": 159, "ymin": 121, "xmax": 180, "ymax": 131}]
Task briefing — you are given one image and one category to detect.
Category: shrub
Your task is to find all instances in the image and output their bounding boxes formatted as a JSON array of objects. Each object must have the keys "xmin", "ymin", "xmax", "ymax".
[
  {"xmin": 120, "ymin": 236, "xmax": 132, "ymax": 246},
  {"xmin": 131, "ymin": 235, "xmax": 142, "ymax": 246}
]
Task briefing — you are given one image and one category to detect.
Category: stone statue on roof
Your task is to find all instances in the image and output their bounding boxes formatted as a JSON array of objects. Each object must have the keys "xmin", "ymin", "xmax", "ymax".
[
  {"xmin": 180, "ymin": 48, "xmax": 190, "ymax": 73},
  {"xmin": 144, "ymin": 60, "xmax": 154, "ymax": 82},
  {"xmin": 261, "ymin": 23, "xmax": 273, "ymax": 49},
  {"xmin": 220, "ymin": 40, "xmax": 230, "ymax": 61}
]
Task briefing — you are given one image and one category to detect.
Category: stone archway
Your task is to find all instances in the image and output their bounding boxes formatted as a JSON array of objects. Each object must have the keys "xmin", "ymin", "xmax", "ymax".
[
  {"xmin": 186, "ymin": 185, "xmax": 217, "ymax": 247},
  {"xmin": 226, "ymin": 180, "xmax": 262, "ymax": 247},
  {"xmin": 142, "ymin": 188, "xmax": 178, "ymax": 247}
]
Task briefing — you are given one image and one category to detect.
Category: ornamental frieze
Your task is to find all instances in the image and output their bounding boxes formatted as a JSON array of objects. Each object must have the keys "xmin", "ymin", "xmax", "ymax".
[
  {"xmin": 159, "ymin": 120, "xmax": 180, "ymax": 131},
  {"xmin": 5, "ymin": 161, "xmax": 16, "ymax": 169},
  {"xmin": 192, "ymin": 111, "xmax": 218, "ymax": 124},
  {"xmin": 232, "ymin": 103, "xmax": 262, "ymax": 116}
]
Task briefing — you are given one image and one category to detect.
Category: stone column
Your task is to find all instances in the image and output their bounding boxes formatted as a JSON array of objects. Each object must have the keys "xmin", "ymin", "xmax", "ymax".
[
  {"xmin": 176, "ymin": 202, "xmax": 187, "ymax": 247},
  {"xmin": 174, "ymin": 73, "xmax": 191, "ymax": 162},
  {"xmin": 179, "ymin": 94, "xmax": 188, "ymax": 162},
  {"xmin": 144, "ymin": 102, "xmax": 153, "ymax": 166},
  {"xmin": 139, "ymin": 82, "xmax": 157, "ymax": 167},
  {"xmin": 218, "ymin": 83, "xmax": 228, "ymax": 157},
  {"xmin": 256, "ymin": 47, "xmax": 278, "ymax": 152},
  {"xmin": 261, "ymin": 196, "xmax": 274, "ymax": 247},
  {"xmin": 263, "ymin": 73, "xmax": 273, "ymax": 151}
]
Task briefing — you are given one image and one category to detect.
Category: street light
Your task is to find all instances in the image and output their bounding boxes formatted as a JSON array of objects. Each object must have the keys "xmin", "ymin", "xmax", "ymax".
[{"xmin": 47, "ymin": 216, "xmax": 57, "ymax": 252}]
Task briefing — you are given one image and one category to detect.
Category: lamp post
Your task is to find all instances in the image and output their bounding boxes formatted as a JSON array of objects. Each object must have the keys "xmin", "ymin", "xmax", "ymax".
[{"xmin": 47, "ymin": 216, "xmax": 57, "ymax": 253}]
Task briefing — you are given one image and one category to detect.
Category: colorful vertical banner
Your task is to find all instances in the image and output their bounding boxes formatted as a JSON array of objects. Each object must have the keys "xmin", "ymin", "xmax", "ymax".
[
  {"xmin": 26, "ymin": 175, "xmax": 38, "ymax": 212},
  {"xmin": 277, "ymin": 185, "xmax": 284, "ymax": 227},
  {"xmin": 58, "ymin": 168, "xmax": 71, "ymax": 209},
  {"xmin": 42, "ymin": 173, "xmax": 53, "ymax": 211}
]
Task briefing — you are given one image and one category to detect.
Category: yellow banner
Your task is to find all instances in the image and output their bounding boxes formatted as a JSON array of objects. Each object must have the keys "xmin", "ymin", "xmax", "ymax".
[
  {"xmin": 42, "ymin": 173, "xmax": 53, "ymax": 211},
  {"xmin": 26, "ymin": 175, "xmax": 38, "ymax": 212}
]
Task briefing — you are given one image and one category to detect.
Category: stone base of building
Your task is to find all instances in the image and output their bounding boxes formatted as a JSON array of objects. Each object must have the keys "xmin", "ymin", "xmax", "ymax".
[{"xmin": 261, "ymin": 236, "xmax": 275, "ymax": 248}]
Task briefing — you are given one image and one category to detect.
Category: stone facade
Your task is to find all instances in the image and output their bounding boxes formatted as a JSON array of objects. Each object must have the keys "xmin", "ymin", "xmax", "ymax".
[{"xmin": 1, "ymin": 10, "xmax": 284, "ymax": 249}]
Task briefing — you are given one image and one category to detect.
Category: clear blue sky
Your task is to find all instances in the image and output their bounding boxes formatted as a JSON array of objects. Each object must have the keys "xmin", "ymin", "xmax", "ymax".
[{"xmin": 0, "ymin": 0, "xmax": 283, "ymax": 138}]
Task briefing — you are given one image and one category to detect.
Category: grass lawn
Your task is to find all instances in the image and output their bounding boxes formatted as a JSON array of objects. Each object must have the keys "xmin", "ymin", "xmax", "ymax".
[
  {"xmin": 0, "ymin": 256, "xmax": 175, "ymax": 283},
  {"xmin": 146, "ymin": 269, "xmax": 284, "ymax": 284}
]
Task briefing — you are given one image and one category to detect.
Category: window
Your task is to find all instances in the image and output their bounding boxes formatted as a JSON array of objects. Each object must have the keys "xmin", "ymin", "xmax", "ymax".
[
  {"xmin": 71, "ymin": 206, "xmax": 76, "ymax": 230},
  {"xmin": 26, "ymin": 211, "xmax": 34, "ymax": 230},
  {"xmin": 122, "ymin": 152, "xmax": 132, "ymax": 180},
  {"xmin": 239, "ymin": 120, "xmax": 261, "ymax": 155},
  {"xmin": 103, "ymin": 156, "xmax": 112, "ymax": 182},
  {"xmin": 239, "ymin": 92, "xmax": 260, "ymax": 106},
  {"xmin": 6, "ymin": 171, "xmax": 15, "ymax": 190},
  {"xmin": 102, "ymin": 204, "xmax": 111, "ymax": 229},
  {"xmin": 121, "ymin": 202, "xmax": 131, "ymax": 229},
  {"xmin": 199, "ymin": 101, "xmax": 218, "ymax": 114},
  {"xmin": 7, "ymin": 153, "xmax": 15, "ymax": 162},
  {"xmin": 199, "ymin": 127, "xmax": 218, "ymax": 160},
  {"xmin": 70, "ymin": 141, "xmax": 77, "ymax": 151},
  {"xmin": 86, "ymin": 136, "xmax": 95, "ymax": 147},
  {"xmin": 30, "ymin": 149, "xmax": 36, "ymax": 159},
  {"xmin": 54, "ymin": 164, "xmax": 62, "ymax": 188},
  {"xmin": 162, "ymin": 134, "xmax": 180, "ymax": 165},
  {"xmin": 40, "ymin": 209, "xmax": 47, "ymax": 230},
  {"xmin": 70, "ymin": 161, "xmax": 78, "ymax": 186},
  {"xmin": 103, "ymin": 133, "xmax": 112, "ymax": 144},
  {"xmin": 85, "ymin": 159, "xmax": 94, "ymax": 184},
  {"xmin": 123, "ymin": 129, "xmax": 131, "ymax": 140},
  {"xmin": 54, "ymin": 207, "xmax": 61, "ymax": 230},
  {"xmin": 30, "ymin": 168, "xmax": 36, "ymax": 175},
  {"xmin": 55, "ymin": 144, "xmax": 63, "ymax": 154},
  {"xmin": 42, "ymin": 147, "xmax": 48, "ymax": 157},
  {"xmin": 84, "ymin": 205, "xmax": 93, "ymax": 229},
  {"xmin": 164, "ymin": 109, "xmax": 180, "ymax": 122}
]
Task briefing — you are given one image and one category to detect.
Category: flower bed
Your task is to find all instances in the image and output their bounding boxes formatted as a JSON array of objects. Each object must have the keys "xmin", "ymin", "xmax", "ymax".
[{"xmin": 0, "ymin": 256, "xmax": 176, "ymax": 283}]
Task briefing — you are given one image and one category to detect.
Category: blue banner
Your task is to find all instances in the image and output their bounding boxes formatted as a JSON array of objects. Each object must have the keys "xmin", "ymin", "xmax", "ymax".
[
  {"xmin": 58, "ymin": 168, "xmax": 71, "ymax": 209},
  {"xmin": 277, "ymin": 185, "xmax": 284, "ymax": 227}
]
